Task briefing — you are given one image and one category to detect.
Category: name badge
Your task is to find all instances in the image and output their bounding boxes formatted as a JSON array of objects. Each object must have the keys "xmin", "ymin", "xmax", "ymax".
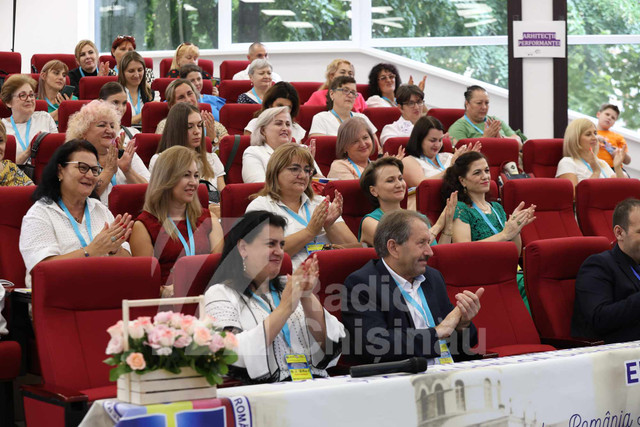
[
  {"xmin": 286, "ymin": 354, "xmax": 312, "ymax": 381},
  {"xmin": 437, "ymin": 340, "xmax": 454, "ymax": 365},
  {"xmin": 305, "ymin": 243, "xmax": 324, "ymax": 255}
]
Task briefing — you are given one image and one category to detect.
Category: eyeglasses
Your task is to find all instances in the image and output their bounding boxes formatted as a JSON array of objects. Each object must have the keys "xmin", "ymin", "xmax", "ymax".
[
  {"xmin": 333, "ymin": 88, "xmax": 358, "ymax": 97},
  {"xmin": 14, "ymin": 92, "xmax": 36, "ymax": 101},
  {"xmin": 65, "ymin": 161, "xmax": 103, "ymax": 177},
  {"xmin": 401, "ymin": 100, "xmax": 425, "ymax": 108},
  {"xmin": 285, "ymin": 165, "xmax": 315, "ymax": 177},
  {"xmin": 378, "ymin": 74, "xmax": 396, "ymax": 82}
]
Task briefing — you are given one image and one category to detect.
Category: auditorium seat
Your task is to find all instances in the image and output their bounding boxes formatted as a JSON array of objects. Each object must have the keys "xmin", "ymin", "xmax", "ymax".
[
  {"xmin": 4, "ymin": 135, "xmax": 16, "ymax": 163},
  {"xmin": 356, "ymin": 84, "xmax": 370, "ymax": 100},
  {"xmin": 30, "ymin": 54, "xmax": 76, "ymax": 73},
  {"xmin": 297, "ymin": 105, "xmax": 327, "ymax": 139},
  {"xmin": 363, "ymin": 107, "xmax": 401, "ymax": 139},
  {"xmin": 150, "ymin": 77, "xmax": 175, "ymax": 101},
  {"xmin": 78, "ymin": 76, "xmax": 118, "ymax": 100},
  {"xmin": 34, "ymin": 133, "xmax": 67, "ymax": 184},
  {"xmin": 523, "ymin": 236, "xmax": 610, "ymax": 347},
  {"xmin": 429, "ymin": 241, "xmax": 556, "ymax": 357},
  {"xmin": 141, "ymin": 102, "xmax": 212, "ymax": 133},
  {"xmin": 109, "ymin": 183, "xmax": 208, "ymax": 219},
  {"xmin": 313, "ymin": 136, "xmax": 338, "ymax": 177},
  {"xmin": 0, "ymin": 186, "xmax": 36, "ymax": 288},
  {"xmin": 172, "ymin": 253, "xmax": 292, "ymax": 315},
  {"xmin": 522, "ymin": 138, "xmax": 563, "ymax": 178},
  {"xmin": 0, "ymin": 340, "xmax": 22, "ymax": 427},
  {"xmin": 0, "ymin": 100, "xmax": 48, "ymax": 119},
  {"xmin": 458, "ymin": 137, "xmax": 520, "ymax": 182},
  {"xmin": 575, "ymin": 178, "xmax": 640, "ymax": 241},
  {"xmin": 99, "ymin": 55, "xmax": 153, "ymax": 71},
  {"xmin": 217, "ymin": 135, "xmax": 252, "ymax": 184},
  {"xmin": 218, "ymin": 80, "xmax": 252, "ymax": 104},
  {"xmin": 219, "ymin": 104, "xmax": 261, "ymax": 135},
  {"xmin": 57, "ymin": 100, "xmax": 90, "ymax": 133},
  {"xmin": 290, "ymin": 82, "xmax": 322, "ymax": 104},
  {"xmin": 22, "ymin": 257, "xmax": 161, "ymax": 427},
  {"xmin": 426, "ymin": 108, "xmax": 465, "ymax": 132},
  {"xmin": 0, "ymin": 51, "xmax": 21, "ymax": 74},
  {"xmin": 133, "ymin": 133, "xmax": 161, "ymax": 167},
  {"xmin": 220, "ymin": 182, "xmax": 264, "ymax": 233},
  {"xmin": 382, "ymin": 137, "xmax": 408, "ymax": 156},
  {"xmin": 502, "ymin": 178, "xmax": 582, "ymax": 247},
  {"xmin": 219, "ymin": 60, "xmax": 250, "ymax": 80},
  {"xmin": 158, "ymin": 58, "xmax": 215, "ymax": 78}
]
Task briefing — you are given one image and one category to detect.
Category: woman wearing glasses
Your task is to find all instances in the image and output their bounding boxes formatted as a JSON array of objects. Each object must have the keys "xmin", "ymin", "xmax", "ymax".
[
  {"xmin": 0, "ymin": 121, "xmax": 33, "ymax": 186},
  {"xmin": 166, "ymin": 43, "xmax": 212, "ymax": 79},
  {"xmin": 238, "ymin": 59, "xmax": 273, "ymax": 105},
  {"xmin": 66, "ymin": 100, "xmax": 149, "ymax": 206},
  {"xmin": 379, "ymin": 85, "xmax": 425, "ymax": 146},
  {"xmin": 0, "ymin": 75, "xmax": 58, "ymax": 165},
  {"xmin": 246, "ymin": 143, "xmax": 358, "ymax": 269},
  {"xmin": 365, "ymin": 63, "xmax": 402, "ymax": 108},
  {"xmin": 304, "ymin": 59, "xmax": 367, "ymax": 113},
  {"xmin": 19, "ymin": 139, "xmax": 133, "ymax": 288}
]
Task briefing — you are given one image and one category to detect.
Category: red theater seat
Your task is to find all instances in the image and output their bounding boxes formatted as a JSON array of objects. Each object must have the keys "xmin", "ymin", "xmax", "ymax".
[
  {"xmin": 150, "ymin": 77, "xmax": 175, "ymax": 101},
  {"xmin": 0, "ymin": 340, "xmax": 21, "ymax": 426},
  {"xmin": 33, "ymin": 133, "xmax": 67, "ymax": 184},
  {"xmin": 427, "ymin": 108, "xmax": 465, "ymax": 132},
  {"xmin": 0, "ymin": 186, "xmax": 36, "ymax": 287},
  {"xmin": 4, "ymin": 135, "xmax": 16, "ymax": 163},
  {"xmin": 30, "ymin": 54, "xmax": 77, "ymax": 73},
  {"xmin": 108, "ymin": 183, "xmax": 209, "ymax": 218},
  {"xmin": 429, "ymin": 241, "xmax": 556, "ymax": 356},
  {"xmin": 218, "ymin": 80, "xmax": 252, "ymax": 104},
  {"xmin": 290, "ymin": 82, "xmax": 322, "ymax": 104},
  {"xmin": 363, "ymin": 107, "xmax": 402, "ymax": 139},
  {"xmin": 219, "ymin": 104, "xmax": 261, "ymax": 135},
  {"xmin": 78, "ymin": 76, "xmax": 118, "ymax": 100},
  {"xmin": 0, "ymin": 51, "xmax": 21, "ymax": 74},
  {"xmin": 219, "ymin": 60, "xmax": 250, "ymax": 80},
  {"xmin": 133, "ymin": 133, "xmax": 161, "ymax": 167},
  {"xmin": 313, "ymin": 136, "xmax": 338, "ymax": 177},
  {"xmin": 99, "ymin": 55, "xmax": 153, "ymax": 70},
  {"xmin": 220, "ymin": 182, "xmax": 264, "ymax": 233},
  {"xmin": 522, "ymin": 138, "xmax": 563, "ymax": 178},
  {"xmin": 458, "ymin": 137, "xmax": 520, "ymax": 182},
  {"xmin": 57, "ymin": 100, "xmax": 91, "ymax": 133},
  {"xmin": 217, "ymin": 135, "xmax": 252, "ymax": 184}
]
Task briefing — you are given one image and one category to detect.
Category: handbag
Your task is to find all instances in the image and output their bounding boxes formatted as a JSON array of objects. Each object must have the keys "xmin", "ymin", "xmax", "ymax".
[{"xmin": 17, "ymin": 131, "xmax": 49, "ymax": 180}]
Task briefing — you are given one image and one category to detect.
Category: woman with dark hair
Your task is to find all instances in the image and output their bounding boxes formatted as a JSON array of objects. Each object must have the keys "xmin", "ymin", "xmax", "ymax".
[
  {"xmin": 365, "ymin": 63, "xmax": 402, "ymax": 108},
  {"xmin": 117, "ymin": 51, "xmax": 154, "ymax": 125},
  {"xmin": 380, "ymin": 85, "xmax": 425, "ymax": 145},
  {"xmin": 402, "ymin": 116, "xmax": 480, "ymax": 187},
  {"xmin": 304, "ymin": 59, "xmax": 367, "ymax": 113},
  {"xmin": 110, "ymin": 35, "xmax": 155, "ymax": 85},
  {"xmin": 448, "ymin": 85, "xmax": 522, "ymax": 147},
  {"xmin": 244, "ymin": 82, "xmax": 306, "ymax": 142},
  {"xmin": 98, "ymin": 82, "xmax": 140, "ymax": 145},
  {"xmin": 204, "ymin": 210, "xmax": 345, "ymax": 383},
  {"xmin": 19, "ymin": 139, "xmax": 133, "ymax": 287}
]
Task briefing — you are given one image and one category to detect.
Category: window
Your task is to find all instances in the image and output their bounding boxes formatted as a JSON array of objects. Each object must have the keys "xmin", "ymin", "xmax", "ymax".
[
  {"xmin": 434, "ymin": 383, "xmax": 445, "ymax": 416},
  {"xmin": 455, "ymin": 380, "xmax": 466, "ymax": 411},
  {"xmin": 484, "ymin": 378, "xmax": 493, "ymax": 408}
]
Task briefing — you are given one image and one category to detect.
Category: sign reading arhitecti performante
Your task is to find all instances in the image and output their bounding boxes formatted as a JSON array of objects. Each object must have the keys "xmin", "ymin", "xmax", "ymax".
[{"xmin": 513, "ymin": 21, "xmax": 566, "ymax": 58}]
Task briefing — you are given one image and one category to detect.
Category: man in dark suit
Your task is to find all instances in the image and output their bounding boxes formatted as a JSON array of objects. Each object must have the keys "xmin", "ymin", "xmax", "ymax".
[
  {"xmin": 572, "ymin": 198, "xmax": 640, "ymax": 343},
  {"xmin": 343, "ymin": 210, "xmax": 483, "ymax": 364}
]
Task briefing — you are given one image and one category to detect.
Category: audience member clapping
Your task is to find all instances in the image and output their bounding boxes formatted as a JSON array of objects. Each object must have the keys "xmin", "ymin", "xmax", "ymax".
[
  {"xmin": 68, "ymin": 40, "xmax": 110, "ymax": 97},
  {"xmin": 366, "ymin": 63, "xmax": 402, "ymax": 108},
  {"xmin": 98, "ymin": 82, "xmax": 140, "ymax": 145}
]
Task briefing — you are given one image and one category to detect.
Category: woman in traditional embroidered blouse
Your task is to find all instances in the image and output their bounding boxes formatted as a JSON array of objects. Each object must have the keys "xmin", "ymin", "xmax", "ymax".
[
  {"xmin": 204, "ymin": 210, "xmax": 345, "ymax": 383},
  {"xmin": 130, "ymin": 146, "xmax": 223, "ymax": 296},
  {"xmin": 237, "ymin": 59, "xmax": 273, "ymax": 105},
  {"xmin": 19, "ymin": 140, "xmax": 132, "ymax": 288},
  {"xmin": 0, "ymin": 121, "xmax": 32, "ymax": 186},
  {"xmin": 117, "ymin": 51, "xmax": 153, "ymax": 125}
]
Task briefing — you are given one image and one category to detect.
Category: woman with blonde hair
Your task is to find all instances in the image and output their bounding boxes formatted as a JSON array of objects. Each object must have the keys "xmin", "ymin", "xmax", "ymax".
[
  {"xmin": 130, "ymin": 145, "xmax": 223, "ymax": 295},
  {"xmin": 37, "ymin": 60, "xmax": 78, "ymax": 122},
  {"xmin": 117, "ymin": 51, "xmax": 154, "ymax": 125},
  {"xmin": 246, "ymin": 143, "xmax": 358, "ymax": 268},
  {"xmin": 69, "ymin": 40, "xmax": 110, "ymax": 97},
  {"xmin": 304, "ymin": 59, "xmax": 367, "ymax": 112},
  {"xmin": 556, "ymin": 118, "xmax": 626, "ymax": 189},
  {"xmin": 166, "ymin": 42, "xmax": 212, "ymax": 79}
]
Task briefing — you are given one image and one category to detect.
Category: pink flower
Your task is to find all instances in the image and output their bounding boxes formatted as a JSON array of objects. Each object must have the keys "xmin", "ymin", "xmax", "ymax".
[
  {"xmin": 180, "ymin": 315, "xmax": 197, "ymax": 335},
  {"xmin": 169, "ymin": 313, "xmax": 183, "ymax": 329},
  {"xmin": 107, "ymin": 321, "xmax": 123, "ymax": 339},
  {"xmin": 138, "ymin": 317, "xmax": 154, "ymax": 334},
  {"xmin": 154, "ymin": 311, "xmax": 173, "ymax": 325},
  {"xmin": 202, "ymin": 314, "xmax": 216, "ymax": 328},
  {"xmin": 224, "ymin": 332, "xmax": 238, "ymax": 350},
  {"xmin": 147, "ymin": 325, "xmax": 176, "ymax": 348},
  {"xmin": 128, "ymin": 320, "xmax": 145, "ymax": 339},
  {"xmin": 174, "ymin": 330, "xmax": 193, "ymax": 348},
  {"xmin": 106, "ymin": 336, "xmax": 123, "ymax": 355},
  {"xmin": 126, "ymin": 352, "xmax": 146, "ymax": 371},
  {"xmin": 193, "ymin": 326, "xmax": 213, "ymax": 347},
  {"xmin": 208, "ymin": 334, "xmax": 225, "ymax": 353}
]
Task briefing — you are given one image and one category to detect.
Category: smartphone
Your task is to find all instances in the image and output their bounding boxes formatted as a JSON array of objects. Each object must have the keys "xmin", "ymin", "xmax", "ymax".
[
  {"xmin": 60, "ymin": 85, "xmax": 75, "ymax": 98},
  {"xmin": 118, "ymin": 149, "xmax": 125, "ymax": 159}
]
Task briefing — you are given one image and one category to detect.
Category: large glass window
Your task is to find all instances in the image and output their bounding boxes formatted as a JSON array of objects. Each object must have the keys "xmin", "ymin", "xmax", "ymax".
[{"xmin": 567, "ymin": 0, "xmax": 640, "ymax": 35}]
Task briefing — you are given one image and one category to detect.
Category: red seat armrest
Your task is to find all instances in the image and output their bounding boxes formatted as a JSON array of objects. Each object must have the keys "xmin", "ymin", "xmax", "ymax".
[
  {"xmin": 22, "ymin": 383, "xmax": 89, "ymax": 404},
  {"xmin": 540, "ymin": 337, "xmax": 604, "ymax": 348}
]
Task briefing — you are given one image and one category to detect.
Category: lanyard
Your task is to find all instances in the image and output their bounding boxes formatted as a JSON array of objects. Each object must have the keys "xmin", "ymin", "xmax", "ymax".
[
  {"xmin": 580, "ymin": 159, "xmax": 606, "ymax": 178},
  {"xmin": 330, "ymin": 109, "xmax": 352, "ymax": 124},
  {"xmin": 631, "ymin": 266, "xmax": 640, "ymax": 282},
  {"xmin": 250, "ymin": 284, "xmax": 292, "ymax": 347},
  {"xmin": 128, "ymin": 88, "xmax": 142, "ymax": 115},
  {"xmin": 423, "ymin": 154, "xmax": 444, "ymax": 171},
  {"xmin": 347, "ymin": 157, "xmax": 365, "ymax": 178},
  {"xmin": 59, "ymin": 199, "xmax": 93, "ymax": 247},
  {"xmin": 251, "ymin": 87, "xmax": 262, "ymax": 104},
  {"xmin": 464, "ymin": 114, "xmax": 485, "ymax": 135},
  {"xmin": 45, "ymin": 98, "xmax": 58, "ymax": 111},
  {"xmin": 381, "ymin": 96, "xmax": 396, "ymax": 107},
  {"xmin": 472, "ymin": 202, "xmax": 504, "ymax": 235},
  {"xmin": 168, "ymin": 216, "xmax": 195, "ymax": 256},
  {"xmin": 10, "ymin": 116, "xmax": 31, "ymax": 151},
  {"xmin": 390, "ymin": 276, "xmax": 434, "ymax": 327},
  {"xmin": 280, "ymin": 202, "xmax": 311, "ymax": 227},
  {"xmin": 113, "ymin": 65, "xmax": 118, "ymax": 75},
  {"xmin": 111, "ymin": 174, "xmax": 117, "ymax": 187}
]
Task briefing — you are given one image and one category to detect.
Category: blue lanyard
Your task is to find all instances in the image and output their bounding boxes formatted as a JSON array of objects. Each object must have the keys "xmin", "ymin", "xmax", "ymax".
[
  {"xmin": 280, "ymin": 202, "xmax": 311, "ymax": 227},
  {"xmin": 250, "ymin": 284, "xmax": 292, "ymax": 347},
  {"xmin": 168, "ymin": 216, "xmax": 195, "ymax": 256},
  {"xmin": 631, "ymin": 266, "xmax": 640, "ymax": 282},
  {"xmin": 423, "ymin": 154, "xmax": 444, "ymax": 171},
  {"xmin": 59, "ymin": 199, "xmax": 93, "ymax": 247},
  {"xmin": 472, "ymin": 202, "xmax": 504, "ymax": 235},
  {"xmin": 347, "ymin": 157, "xmax": 365, "ymax": 178},
  {"xmin": 381, "ymin": 96, "xmax": 396, "ymax": 106},
  {"xmin": 111, "ymin": 174, "xmax": 117, "ymax": 187},
  {"xmin": 580, "ymin": 159, "xmax": 606, "ymax": 178},
  {"xmin": 79, "ymin": 68, "xmax": 86, "ymax": 78},
  {"xmin": 128, "ymin": 88, "xmax": 142, "ymax": 115},
  {"xmin": 251, "ymin": 87, "xmax": 262, "ymax": 104},
  {"xmin": 390, "ymin": 276, "xmax": 434, "ymax": 327},
  {"xmin": 330, "ymin": 109, "xmax": 352, "ymax": 124},
  {"xmin": 113, "ymin": 65, "xmax": 118, "ymax": 75},
  {"xmin": 45, "ymin": 98, "xmax": 58, "ymax": 111},
  {"xmin": 10, "ymin": 116, "xmax": 31, "ymax": 151},
  {"xmin": 464, "ymin": 114, "xmax": 485, "ymax": 135}
]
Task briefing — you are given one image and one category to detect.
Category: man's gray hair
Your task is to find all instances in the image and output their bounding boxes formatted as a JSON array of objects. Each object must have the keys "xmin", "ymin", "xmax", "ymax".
[
  {"xmin": 373, "ymin": 210, "xmax": 428, "ymax": 258},
  {"xmin": 248, "ymin": 58, "xmax": 272, "ymax": 76}
]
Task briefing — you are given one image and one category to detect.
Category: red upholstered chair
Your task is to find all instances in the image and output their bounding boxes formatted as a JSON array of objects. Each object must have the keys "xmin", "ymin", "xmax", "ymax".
[
  {"xmin": 57, "ymin": 100, "xmax": 91, "ymax": 133},
  {"xmin": 78, "ymin": 75, "xmax": 118, "ymax": 100},
  {"xmin": 22, "ymin": 257, "xmax": 161, "ymax": 427},
  {"xmin": 383, "ymin": 137, "xmax": 408, "ymax": 156},
  {"xmin": 523, "ymin": 236, "xmax": 610, "ymax": 347},
  {"xmin": 290, "ymin": 82, "xmax": 323, "ymax": 104},
  {"xmin": 576, "ymin": 178, "xmax": 640, "ymax": 241},
  {"xmin": 141, "ymin": 102, "xmax": 212, "ymax": 133},
  {"xmin": 133, "ymin": 133, "xmax": 161, "ymax": 167},
  {"xmin": 159, "ymin": 58, "xmax": 173, "ymax": 77},
  {"xmin": 217, "ymin": 135, "xmax": 252, "ymax": 184},
  {"xmin": 218, "ymin": 80, "xmax": 253, "ymax": 104},
  {"xmin": 502, "ymin": 178, "xmax": 582, "ymax": 247},
  {"xmin": 356, "ymin": 84, "xmax": 370, "ymax": 100},
  {"xmin": 522, "ymin": 138, "xmax": 563, "ymax": 178},
  {"xmin": 150, "ymin": 77, "xmax": 176, "ymax": 101},
  {"xmin": 109, "ymin": 183, "xmax": 209, "ymax": 218},
  {"xmin": 219, "ymin": 60, "xmax": 250, "ymax": 80},
  {"xmin": 363, "ymin": 107, "xmax": 402, "ymax": 139},
  {"xmin": 30, "ymin": 54, "xmax": 77, "ymax": 73},
  {"xmin": 0, "ymin": 186, "xmax": 36, "ymax": 287},
  {"xmin": 458, "ymin": 137, "xmax": 520, "ymax": 182},
  {"xmin": 220, "ymin": 182, "xmax": 264, "ymax": 233},
  {"xmin": 4, "ymin": 135, "xmax": 16, "ymax": 163},
  {"xmin": 0, "ymin": 100, "xmax": 48, "ymax": 119},
  {"xmin": 428, "ymin": 241, "xmax": 556, "ymax": 357},
  {"xmin": 173, "ymin": 253, "xmax": 292, "ymax": 315},
  {"xmin": 218, "ymin": 104, "xmax": 261, "ymax": 135},
  {"xmin": 34, "ymin": 133, "xmax": 67, "ymax": 184},
  {"xmin": 98, "ymin": 55, "xmax": 153, "ymax": 70},
  {"xmin": 198, "ymin": 59, "xmax": 214, "ymax": 77},
  {"xmin": 426, "ymin": 108, "xmax": 465, "ymax": 132},
  {"xmin": 201, "ymin": 79, "xmax": 214, "ymax": 95},
  {"xmin": 0, "ymin": 51, "xmax": 21, "ymax": 74},
  {"xmin": 313, "ymin": 136, "xmax": 338, "ymax": 177},
  {"xmin": 416, "ymin": 179, "xmax": 499, "ymax": 226},
  {"xmin": 297, "ymin": 105, "xmax": 326, "ymax": 137},
  {"xmin": 0, "ymin": 340, "xmax": 22, "ymax": 427}
]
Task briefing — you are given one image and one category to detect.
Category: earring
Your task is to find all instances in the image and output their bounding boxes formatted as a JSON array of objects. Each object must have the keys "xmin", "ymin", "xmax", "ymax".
[
  {"xmin": 463, "ymin": 186, "xmax": 467, "ymax": 193},
  {"xmin": 242, "ymin": 256, "xmax": 247, "ymax": 272}
]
